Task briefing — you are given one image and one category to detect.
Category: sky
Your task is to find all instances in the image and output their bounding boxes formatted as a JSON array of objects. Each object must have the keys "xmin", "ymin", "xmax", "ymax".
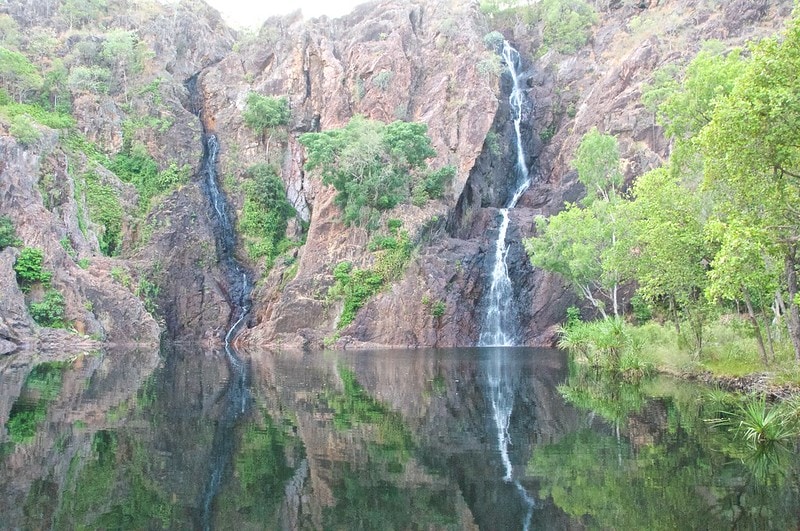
[{"xmin": 204, "ymin": 0, "xmax": 369, "ymax": 28}]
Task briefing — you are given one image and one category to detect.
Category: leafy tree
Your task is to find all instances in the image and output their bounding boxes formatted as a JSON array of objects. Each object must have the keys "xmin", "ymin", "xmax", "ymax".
[
  {"xmin": 0, "ymin": 216, "xmax": 19, "ymax": 249},
  {"xmin": 67, "ymin": 65, "xmax": 111, "ymax": 95},
  {"xmin": 9, "ymin": 114, "xmax": 40, "ymax": 145},
  {"xmin": 14, "ymin": 247, "xmax": 52, "ymax": 289},
  {"xmin": 0, "ymin": 46, "xmax": 43, "ymax": 102},
  {"xmin": 239, "ymin": 164, "xmax": 295, "ymax": 268},
  {"xmin": 100, "ymin": 30, "xmax": 144, "ymax": 101},
  {"xmin": 526, "ymin": 199, "xmax": 631, "ymax": 318},
  {"xmin": 628, "ymin": 166, "xmax": 711, "ymax": 353},
  {"xmin": 539, "ymin": 0, "xmax": 596, "ymax": 54},
  {"xmin": 299, "ymin": 115, "xmax": 437, "ymax": 227},
  {"xmin": 705, "ymin": 220, "xmax": 780, "ymax": 364},
  {"xmin": 700, "ymin": 7, "xmax": 800, "ymax": 361},
  {"xmin": 527, "ymin": 128, "xmax": 630, "ymax": 317},
  {"xmin": 29, "ymin": 289, "xmax": 66, "ymax": 327},
  {"xmin": 573, "ymin": 126, "xmax": 622, "ymax": 204},
  {"xmin": 243, "ymin": 93, "xmax": 290, "ymax": 160},
  {"xmin": 59, "ymin": 0, "xmax": 108, "ymax": 30}
]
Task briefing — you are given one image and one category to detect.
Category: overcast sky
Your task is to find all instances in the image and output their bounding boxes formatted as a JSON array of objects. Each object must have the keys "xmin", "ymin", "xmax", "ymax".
[{"xmin": 204, "ymin": 0, "xmax": 368, "ymax": 28}]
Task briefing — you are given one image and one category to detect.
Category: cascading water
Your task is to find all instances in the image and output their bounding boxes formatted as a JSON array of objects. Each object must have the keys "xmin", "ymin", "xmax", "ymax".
[
  {"xmin": 186, "ymin": 76, "xmax": 253, "ymax": 530},
  {"xmin": 479, "ymin": 41, "xmax": 533, "ymax": 348},
  {"xmin": 481, "ymin": 41, "xmax": 536, "ymax": 530}
]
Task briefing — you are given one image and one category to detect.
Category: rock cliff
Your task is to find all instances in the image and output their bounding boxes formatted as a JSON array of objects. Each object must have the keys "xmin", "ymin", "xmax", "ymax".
[{"xmin": 0, "ymin": 0, "xmax": 793, "ymax": 353}]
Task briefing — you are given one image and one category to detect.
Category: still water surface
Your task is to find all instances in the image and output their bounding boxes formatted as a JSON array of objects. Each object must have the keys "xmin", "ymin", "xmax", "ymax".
[{"xmin": 1, "ymin": 345, "xmax": 798, "ymax": 529}]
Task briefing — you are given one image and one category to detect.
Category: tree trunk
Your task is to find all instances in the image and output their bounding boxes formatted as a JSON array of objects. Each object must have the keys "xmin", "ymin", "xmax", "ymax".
[
  {"xmin": 742, "ymin": 287, "xmax": 768, "ymax": 365},
  {"xmin": 785, "ymin": 244, "xmax": 800, "ymax": 362}
]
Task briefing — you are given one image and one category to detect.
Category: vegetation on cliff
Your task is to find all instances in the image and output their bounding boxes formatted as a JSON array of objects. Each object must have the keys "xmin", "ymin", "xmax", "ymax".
[
  {"xmin": 526, "ymin": 6, "xmax": 800, "ymax": 385},
  {"xmin": 299, "ymin": 115, "xmax": 453, "ymax": 228}
]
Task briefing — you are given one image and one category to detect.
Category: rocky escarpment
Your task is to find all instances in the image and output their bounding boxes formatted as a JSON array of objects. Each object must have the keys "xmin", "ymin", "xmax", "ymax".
[
  {"xmin": 0, "ymin": 0, "xmax": 794, "ymax": 353},
  {"xmin": 0, "ymin": 131, "xmax": 159, "ymax": 351},
  {"xmin": 195, "ymin": 0, "xmax": 502, "ymax": 349}
]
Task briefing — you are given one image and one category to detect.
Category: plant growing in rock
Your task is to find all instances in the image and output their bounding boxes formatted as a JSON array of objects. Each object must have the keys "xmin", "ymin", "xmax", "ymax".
[
  {"xmin": 299, "ymin": 115, "xmax": 444, "ymax": 228},
  {"xmin": 0, "ymin": 215, "xmax": 20, "ymax": 249},
  {"xmin": 14, "ymin": 247, "xmax": 52, "ymax": 290},
  {"xmin": 243, "ymin": 92, "xmax": 290, "ymax": 160},
  {"xmin": 239, "ymin": 163, "xmax": 295, "ymax": 269},
  {"xmin": 29, "ymin": 289, "xmax": 66, "ymax": 327}
]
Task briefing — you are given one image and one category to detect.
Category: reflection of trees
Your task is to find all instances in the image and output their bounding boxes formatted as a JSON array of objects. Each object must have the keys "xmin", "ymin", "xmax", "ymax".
[
  {"xmin": 532, "ymin": 365, "xmax": 800, "ymax": 529},
  {"xmin": 319, "ymin": 365, "xmax": 459, "ymax": 529}
]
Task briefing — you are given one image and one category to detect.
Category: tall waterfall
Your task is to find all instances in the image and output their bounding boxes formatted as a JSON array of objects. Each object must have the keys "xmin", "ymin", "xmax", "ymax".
[
  {"xmin": 479, "ymin": 41, "xmax": 533, "ymax": 347},
  {"xmin": 481, "ymin": 42, "xmax": 536, "ymax": 530},
  {"xmin": 186, "ymin": 76, "xmax": 254, "ymax": 530}
]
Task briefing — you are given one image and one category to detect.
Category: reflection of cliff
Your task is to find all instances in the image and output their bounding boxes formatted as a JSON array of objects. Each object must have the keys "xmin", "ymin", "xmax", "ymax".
[
  {"xmin": 248, "ymin": 347, "xmax": 586, "ymax": 528},
  {"xmin": 0, "ymin": 346, "xmax": 159, "ymax": 528}
]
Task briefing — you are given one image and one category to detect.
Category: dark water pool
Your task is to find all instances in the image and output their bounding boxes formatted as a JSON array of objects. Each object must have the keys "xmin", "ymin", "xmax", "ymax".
[{"xmin": 1, "ymin": 345, "xmax": 798, "ymax": 529}]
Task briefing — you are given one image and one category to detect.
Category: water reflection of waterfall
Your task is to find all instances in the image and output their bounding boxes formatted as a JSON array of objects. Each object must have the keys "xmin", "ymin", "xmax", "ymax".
[
  {"xmin": 480, "ymin": 41, "xmax": 536, "ymax": 530},
  {"xmin": 186, "ymin": 76, "xmax": 253, "ymax": 530},
  {"xmin": 479, "ymin": 41, "xmax": 533, "ymax": 347}
]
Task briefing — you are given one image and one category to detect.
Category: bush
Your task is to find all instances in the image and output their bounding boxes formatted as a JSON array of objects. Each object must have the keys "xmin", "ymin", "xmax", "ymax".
[
  {"xmin": 299, "ymin": 116, "xmax": 438, "ymax": 227},
  {"xmin": 0, "ymin": 216, "xmax": 19, "ymax": 249},
  {"xmin": 483, "ymin": 31, "xmax": 505, "ymax": 52},
  {"xmin": 239, "ymin": 164, "xmax": 295, "ymax": 269},
  {"xmin": 558, "ymin": 317, "xmax": 639, "ymax": 370},
  {"xmin": 83, "ymin": 171, "xmax": 122, "ymax": 256},
  {"xmin": 9, "ymin": 114, "xmax": 40, "ymax": 145},
  {"xmin": 29, "ymin": 289, "xmax": 66, "ymax": 327},
  {"xmin": 539, "ymin": 0, "xmax": 596, "ymax": 54},
  {"xmin": 14, "ymin": 247, "xmax": 51, "ymax": 289}
]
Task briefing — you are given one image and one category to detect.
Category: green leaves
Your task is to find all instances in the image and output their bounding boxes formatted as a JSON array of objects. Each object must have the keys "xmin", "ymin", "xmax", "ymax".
[
  {"xmin": 243, "ymin": 93, "xmax": 290, "ymax": 133},
  {"xmin": 573, "ymin": 127, "xmax": 622, "ymax": 204},
  {"xmin": 14, "ymin": 247, "xmax": 52, "ymax": 289},
  {"xmin": 239, "ymin": 164, "xmax": 295, "ymax": 269},
  {"xmin": 299, "ymin": 115, "xmax": 444, "ymax": 227}
]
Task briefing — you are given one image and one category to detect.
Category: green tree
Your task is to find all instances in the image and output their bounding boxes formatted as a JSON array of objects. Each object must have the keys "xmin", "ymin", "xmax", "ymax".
[
  {"xmin": 101, "ymin": 30, "xmax": 141, "ymax": 101},
  {"xmin": 539, "ymin": 0, "xmax": 597, "ymax": 54},
  {"xmin": 573, "ymin": 126, "xmax": 622, "ymax": 204},
  {"xmin": 239, "ymin": 164, "xmax": 295, "ymax": 268},
  {"xmin": 67, "ymin": 65, "xmax": 111, "ymax": 95},
  {"xmin": 526, "ymin": 199, "xmax": 630, "ymax": 318},
  {"xmin": 0, "ymin": 46, "xmax": 43, "ymax": 102},
  {"xmin": 243, "ymin": 93, "xmax": 290, "ymax": 160},
  {"xmin": 14, "ymin": 247, "xmax": 52, "ymax": 289},
  {"xmin": 700, "ymin": 7, "xmax": 800, "ymax": 361},
  {"xmin": 59, "ymin": 0, "xmax": 107, "ymax": 30},
  {"xmin": 705, "ymin": 220, "xmax": 780, "ymax": 364},
  {"xmin": 9, "ymin": 114, "xmax": 40, "ymax": 145},
  {"xmin": 299, "ymin": 115, "xmax": 437, "ymax": 227},
  {"xmin": 526, "ymin": 128, "xmax": 629, "ymax": 317},
  {"xmin": 0, "ymin": 216, "xmax": 19, "ymax": 249},
  {"xmin": 628, "ymin": 166, "xmax": 711, "ymax": 353}
]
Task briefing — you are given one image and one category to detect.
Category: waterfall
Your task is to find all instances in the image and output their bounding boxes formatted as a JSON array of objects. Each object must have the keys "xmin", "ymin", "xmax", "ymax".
[
  {"xmin": 479, "ymin": 41, "xmax": 533, "ymax": 347},
  {"xmin": 186, "ymin": 77, "xmax": 253, "ymax": 530},
  {"xmin": 481, "ymin": 42, "xmax": 536, "ymax": 530}
]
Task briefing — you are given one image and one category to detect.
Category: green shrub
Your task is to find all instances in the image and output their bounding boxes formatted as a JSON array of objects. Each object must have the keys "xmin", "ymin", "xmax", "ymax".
[
  {"xmin": 372, "ymin": 70, "xmax": 394, "ymax": 91},
  {"xmin": 29, "ymin": 289, "xmax": 66, "ymax": 327},
  {"xmin": 109, "ymin": 146, "xmax": 189, "ymax": 211},
  {"xmin": 558, "ymin": 317, "xmax": 639, "ymax": 370},
  {"xmin": 483, "ymin": 31, "xmax": 505, "ymax": 51},
  {"xmin": 14, "ymin": 247, "xmax": 51, "ymax": 289},
  {"xmin": 239, "ymin": 163, "xmax": 295, "ymax": 269},
  {"xmin": 328, "ymin": 230, "xmax": 413, "ymax": 329},
  {"xmin": 299, "ymin": 116, "xmax": 438, "ymax": 227},
  {"xmin": 83, "ymin": 171, "xmax": 122, "ymax": 256},
  {"xmin": 9, "ymin": 114, "xmax": 40, "ymax": 145},
  {"xmin": 0, "ymin": 216, "xmax": 20, "ymax": 249},
  {"xmin": 431, "ymin": 300, "xmax": 446, "ymax": 318},
  {"xmin": 539, "ymin": 0, "xmax": 596, "ymax": 54}
]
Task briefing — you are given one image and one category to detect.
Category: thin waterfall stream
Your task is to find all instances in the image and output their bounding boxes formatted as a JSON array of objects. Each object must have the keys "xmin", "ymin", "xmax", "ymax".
[
  {"xmin": 480, "ymin": 41, "xmax": 536, "ymax": 530},
  {"xmin": 186, "ymin": 76, "xmax": 253, "ymax": 530}
]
